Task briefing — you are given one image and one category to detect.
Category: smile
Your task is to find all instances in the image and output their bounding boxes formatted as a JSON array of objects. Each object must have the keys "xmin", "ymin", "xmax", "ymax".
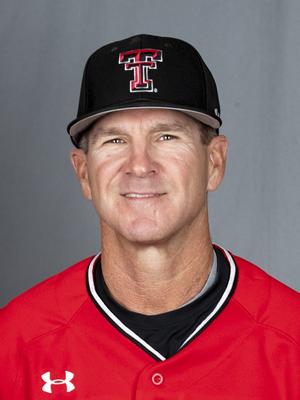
[{"xmin": 122, "ymin": 193, "xmax": 165, "ymax": 198}]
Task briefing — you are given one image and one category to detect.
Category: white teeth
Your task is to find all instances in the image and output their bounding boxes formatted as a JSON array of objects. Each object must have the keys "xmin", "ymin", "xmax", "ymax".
[{"xmin": 124, "ymin": 193, "xmax": 161, "ymax": 198}]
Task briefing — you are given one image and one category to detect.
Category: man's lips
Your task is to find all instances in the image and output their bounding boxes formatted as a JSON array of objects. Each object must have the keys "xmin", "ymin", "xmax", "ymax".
[{"xmin": 121, "ymin": 193, "xmax": 166, "ymax": 198}]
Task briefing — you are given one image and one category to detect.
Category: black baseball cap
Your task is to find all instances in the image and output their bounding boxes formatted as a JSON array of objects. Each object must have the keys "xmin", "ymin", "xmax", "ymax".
[{"xmin": 67, "ymin": 34, "xmax": 222, "ymax": 147}]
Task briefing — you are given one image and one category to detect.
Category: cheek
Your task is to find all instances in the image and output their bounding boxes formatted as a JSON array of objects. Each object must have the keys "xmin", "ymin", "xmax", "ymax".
[
  {"xmin": 169, "ymin": 150, "xmax": 208, "ymax": 191},
  {"xmin": 87, "ymin": 155, "xmax": 123, "ymax": 200}
]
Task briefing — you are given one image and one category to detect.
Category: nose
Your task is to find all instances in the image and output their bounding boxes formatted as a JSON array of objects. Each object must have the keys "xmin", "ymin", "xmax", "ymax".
[{"xmin": 125, "ymin": 143, "xmax": 157, "ymax": 178}]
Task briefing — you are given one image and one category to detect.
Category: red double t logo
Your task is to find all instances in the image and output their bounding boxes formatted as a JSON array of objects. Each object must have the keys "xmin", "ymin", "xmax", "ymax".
[{"xmin": 119, "ymin": 48, "xmax": 163, "ymax": 93}]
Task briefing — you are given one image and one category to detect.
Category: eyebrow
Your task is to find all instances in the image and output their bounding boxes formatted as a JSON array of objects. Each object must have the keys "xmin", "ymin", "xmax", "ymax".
[
  {"xmin": 148, "ymin": 122, "xmax": 191, "ymax": 134},
  {"xmin": 90, "ymin": 121, "xmax": 191, "ymax": 143},
  {"xmin": 89, "ymin": 127, "xmax": 122, "ymax": 145}
]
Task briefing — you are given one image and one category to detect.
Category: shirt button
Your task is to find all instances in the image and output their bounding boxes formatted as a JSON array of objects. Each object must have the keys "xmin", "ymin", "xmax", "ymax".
[{"xmin": 152, "ymin": 372, "xmax": 164, "ymax": 386}]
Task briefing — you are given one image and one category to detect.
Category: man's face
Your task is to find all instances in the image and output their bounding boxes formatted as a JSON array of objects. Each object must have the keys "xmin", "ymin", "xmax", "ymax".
[{"xmin": 71, "ymin": 109, "xmax": 227, "ymax": 245}]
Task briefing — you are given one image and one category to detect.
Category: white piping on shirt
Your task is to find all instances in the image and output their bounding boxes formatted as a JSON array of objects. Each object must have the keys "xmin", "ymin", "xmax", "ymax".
[{"xmin": 87, "ymin": 245, "xmax": 237, "ymax": 361}]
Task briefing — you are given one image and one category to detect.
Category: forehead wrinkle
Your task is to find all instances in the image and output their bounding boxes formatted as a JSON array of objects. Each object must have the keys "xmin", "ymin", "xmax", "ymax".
[{"xmin": 89, "ymin": 118, "xmax": 194, "ymax": 144}]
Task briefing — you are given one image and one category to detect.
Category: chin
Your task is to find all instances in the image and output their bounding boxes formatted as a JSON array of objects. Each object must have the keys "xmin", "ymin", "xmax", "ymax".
[
  {"xmin": 119, "ymin": 221, "xmax": 178, "ymax": 246},
  {"xmin": 123, "ymin": 234, "xmax": 169, "ymax": 246}
]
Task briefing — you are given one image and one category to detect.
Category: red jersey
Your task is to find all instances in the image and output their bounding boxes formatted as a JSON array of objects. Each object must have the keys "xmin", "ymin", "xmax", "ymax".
[{"xmin": 1, "ymin": 246, "xmax": 300, "ymax": 399}]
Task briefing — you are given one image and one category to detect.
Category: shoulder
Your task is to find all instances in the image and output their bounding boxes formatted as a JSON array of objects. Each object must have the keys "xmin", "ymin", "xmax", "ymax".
[
  {"xmin": 0, "ymin": 255, "xmax": 96, "ymax": 342},
  {"xmin": 230, "ymin": 250, "xmax": 300, "ymax": 345}
]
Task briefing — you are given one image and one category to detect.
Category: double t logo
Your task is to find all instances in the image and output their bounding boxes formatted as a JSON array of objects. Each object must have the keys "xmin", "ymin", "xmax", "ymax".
[{"xmin": 119, "ymin": 48, "xmax": 163, "ymax": 93}]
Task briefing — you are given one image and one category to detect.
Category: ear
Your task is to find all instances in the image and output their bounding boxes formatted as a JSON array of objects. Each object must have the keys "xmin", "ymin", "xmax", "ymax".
[
  {"xmin": 207, "ymin": 135, "xmax": 228, "ymax": 192},
  {"xmin": 69, "ymin": 149, "xmax": 92, "ymax": 200}
]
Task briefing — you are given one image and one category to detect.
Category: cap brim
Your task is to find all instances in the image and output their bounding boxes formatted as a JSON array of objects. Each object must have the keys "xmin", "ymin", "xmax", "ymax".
[{"xmin": 68, "ymin": 103, "xmax": 221, "ymax": 143}]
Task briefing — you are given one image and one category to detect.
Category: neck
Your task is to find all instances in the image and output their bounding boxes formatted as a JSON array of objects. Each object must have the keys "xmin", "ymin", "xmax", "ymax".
[{"xmin": 100, "ymin": 217, "xmax": 214, "ymax": 315}]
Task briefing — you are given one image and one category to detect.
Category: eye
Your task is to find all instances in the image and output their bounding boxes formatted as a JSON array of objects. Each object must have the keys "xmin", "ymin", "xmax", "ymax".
[
  {"xmin": 159, "ymin": 134, "xmax": 177, "ymax": 141},
  {"xmin": 104, "ymin": 138, "xmax": 125, "ymax": 144}
]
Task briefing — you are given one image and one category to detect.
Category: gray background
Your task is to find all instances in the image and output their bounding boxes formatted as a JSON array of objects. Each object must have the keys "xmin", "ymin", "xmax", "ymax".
[{"xmin": 1, "ymin": 0, "xmax": 299, "ymax": 307}]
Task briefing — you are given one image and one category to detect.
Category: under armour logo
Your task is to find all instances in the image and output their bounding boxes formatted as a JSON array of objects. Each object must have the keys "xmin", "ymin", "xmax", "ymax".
[
  {"xmin": 41, "ymin": 371, "xmax": 75, "ymax": 393},
  {"xmin": 119, "ymin": 48, "xmax": 163, "ymax": 93}
]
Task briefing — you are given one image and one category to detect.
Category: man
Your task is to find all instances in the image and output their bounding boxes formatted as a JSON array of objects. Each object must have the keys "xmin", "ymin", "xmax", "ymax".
[{"xmin": 1, "ymin": 34, "xmax": 299, "ymax": 399}]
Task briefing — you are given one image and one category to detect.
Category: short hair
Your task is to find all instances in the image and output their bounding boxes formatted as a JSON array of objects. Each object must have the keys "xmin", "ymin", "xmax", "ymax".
[
  {"xmin": 194, "ymin": 120, "xmax": 218, "ymax": 145},
  {"xmin": 76, "ymin": 115, "xmax": 217, "ymax": 153},
  {"xmin": 75, "ymin": 122, "xmax": 97, "ymax": 153}
]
